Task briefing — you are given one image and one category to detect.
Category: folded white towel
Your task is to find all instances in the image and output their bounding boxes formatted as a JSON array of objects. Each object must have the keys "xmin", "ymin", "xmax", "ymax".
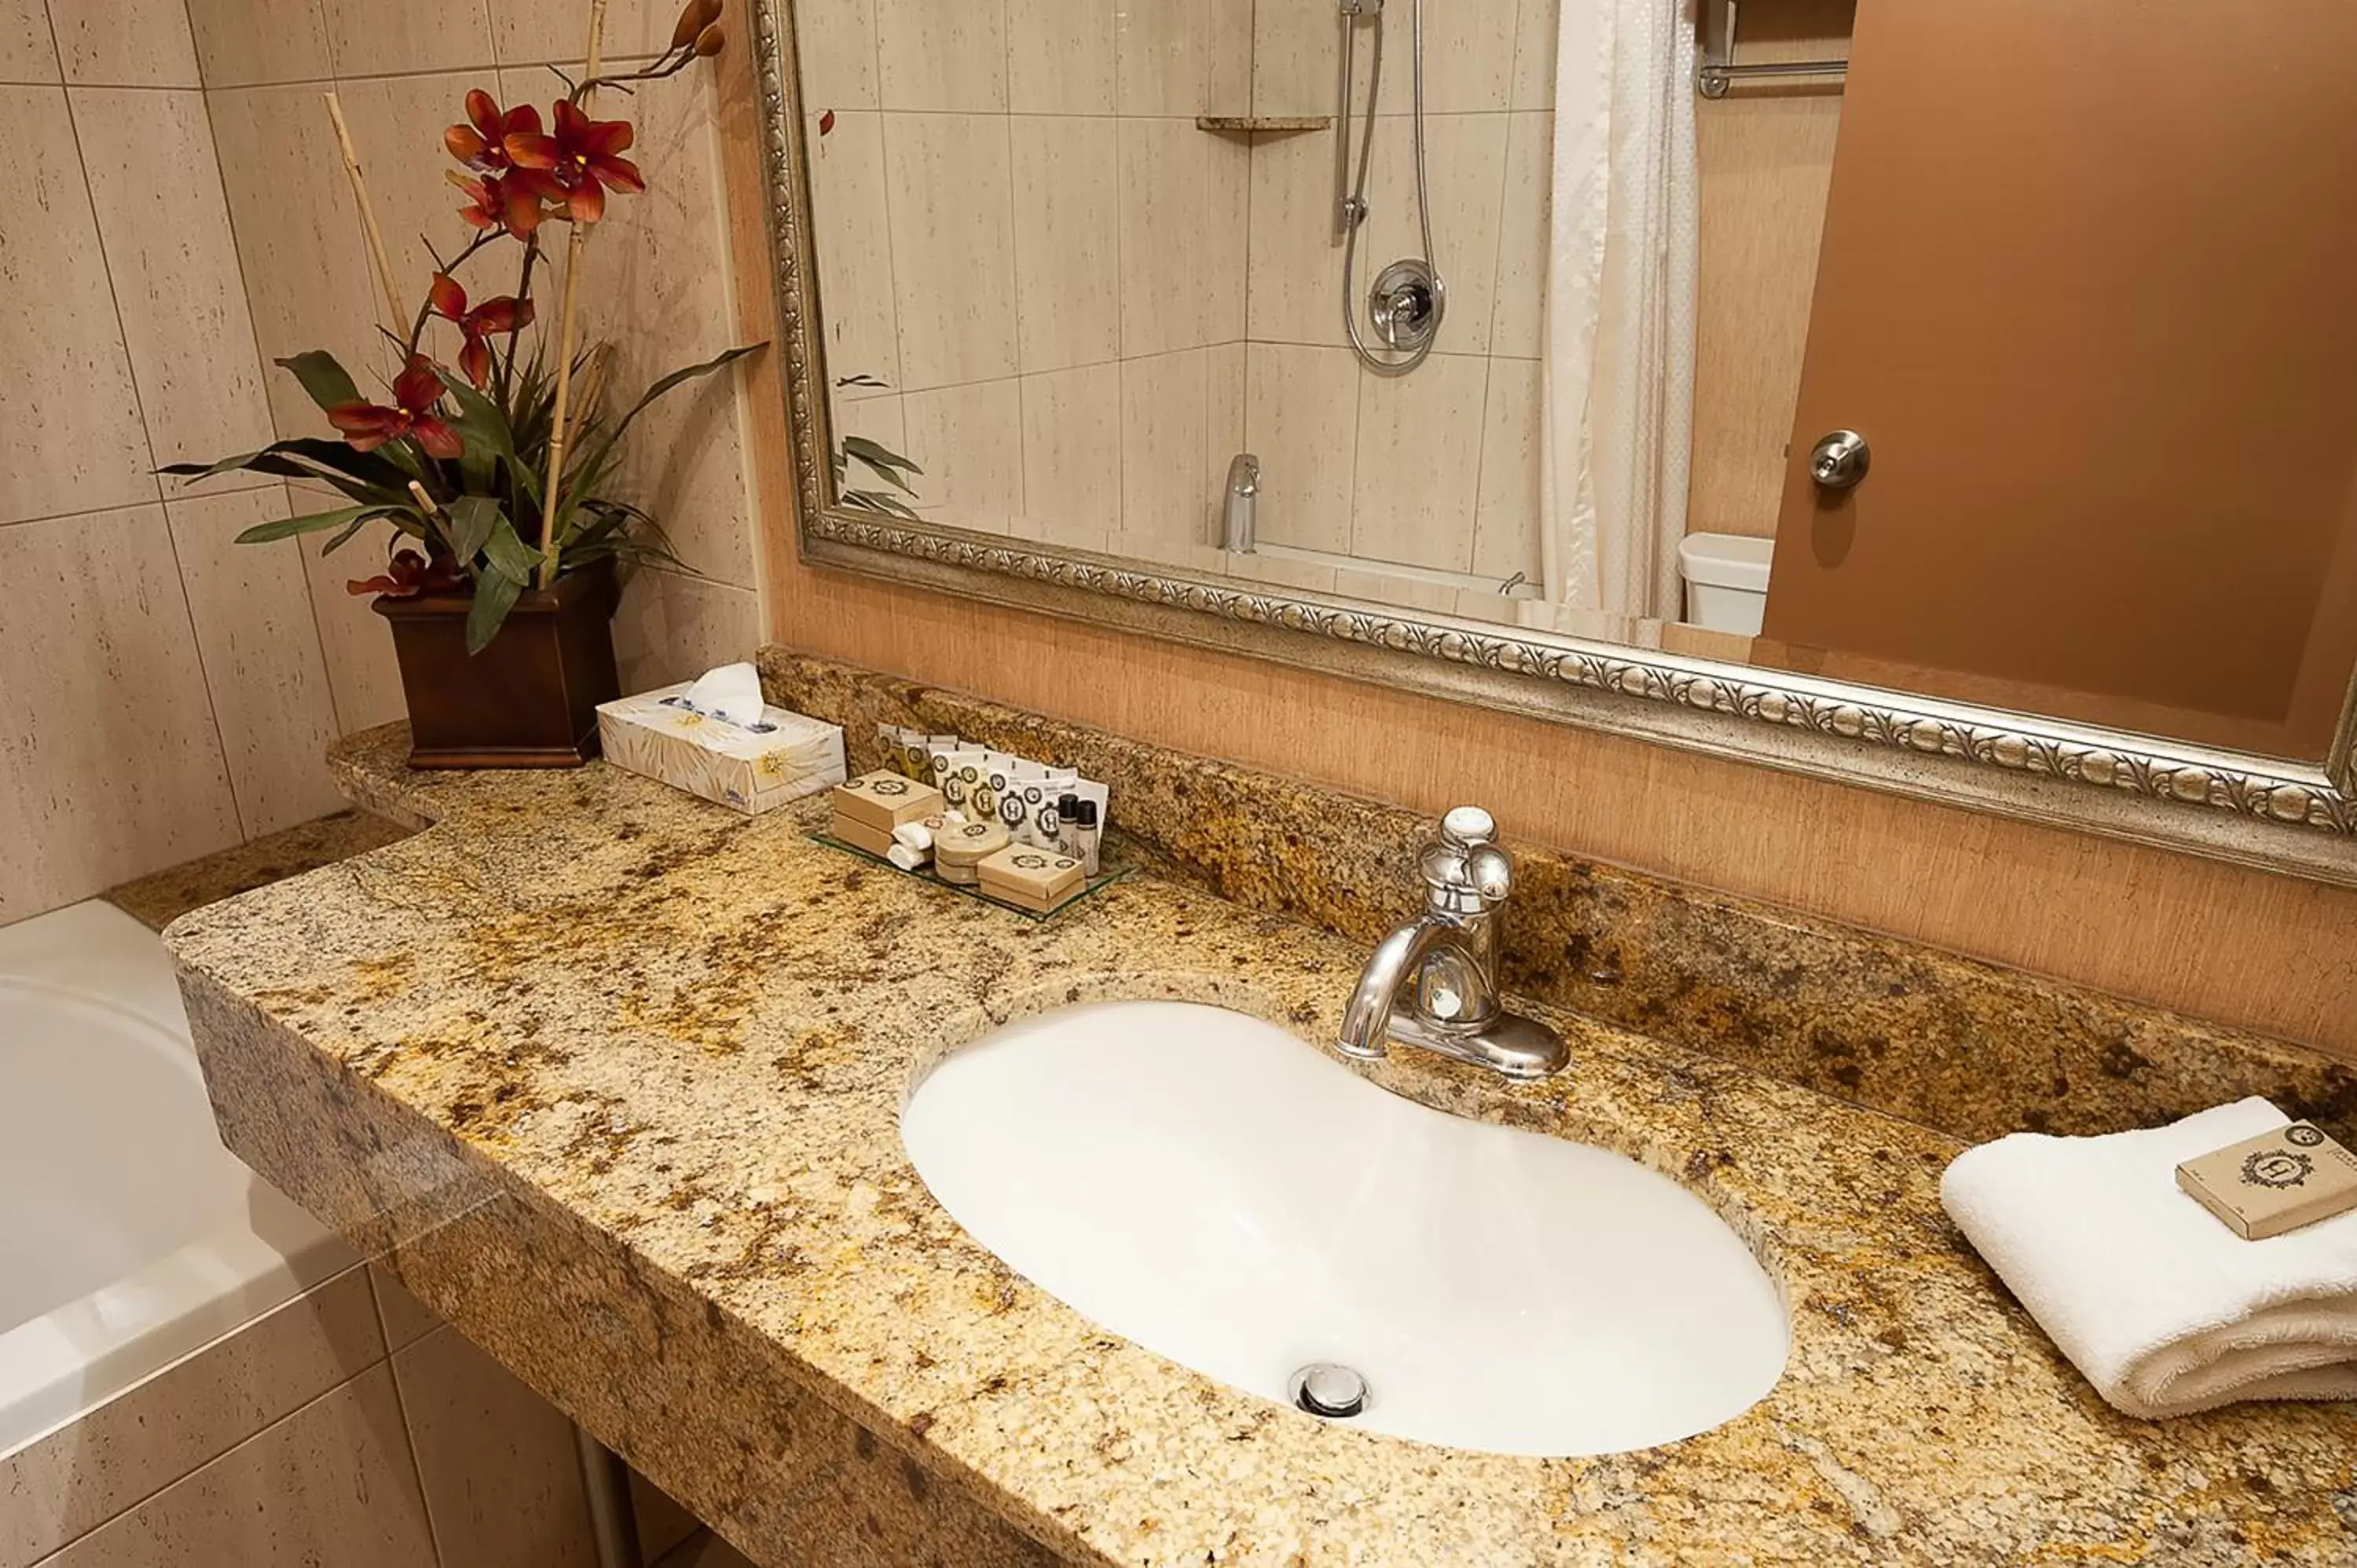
[{"xmin": 1941, "ymin": 1097, "xmax": 2357, "ymax": 1418}]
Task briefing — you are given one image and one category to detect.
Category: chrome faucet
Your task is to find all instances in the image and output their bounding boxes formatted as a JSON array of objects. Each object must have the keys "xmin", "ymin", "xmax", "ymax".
[
  {"xmin": 1222, "ymin": 452, "xmax": 1259, "ymax": 553},
  {"xmin": 1336, "ymin": 806, "xmax": 1569, "ymax": 1081}
]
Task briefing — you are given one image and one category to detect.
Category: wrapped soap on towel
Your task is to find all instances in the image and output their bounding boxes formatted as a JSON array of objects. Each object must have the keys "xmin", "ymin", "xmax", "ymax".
[{"xmin": 1941, "ymin": 1098, "xmax": 2357, "ymax": 1417}]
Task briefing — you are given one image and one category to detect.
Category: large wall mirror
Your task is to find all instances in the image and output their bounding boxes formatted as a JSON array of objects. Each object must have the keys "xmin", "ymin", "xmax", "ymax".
[{"xmin": 753, "ymin": 0, "xmax": 2357, "ymax": 884}]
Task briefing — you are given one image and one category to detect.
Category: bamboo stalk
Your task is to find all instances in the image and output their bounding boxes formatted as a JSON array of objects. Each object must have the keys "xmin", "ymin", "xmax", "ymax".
[
  {"xmin": 324, "ymin": 92, "xmax": 407, "ymax": 337},
  {"xmin": 536, "ymin": 0, "xmax": 610, "ymax": 590}
]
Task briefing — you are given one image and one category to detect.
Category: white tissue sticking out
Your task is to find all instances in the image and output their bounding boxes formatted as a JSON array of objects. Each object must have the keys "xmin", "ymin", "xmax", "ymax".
[
  {"xmin": 892, "ymin": 821, "xmax": 934, "ymax": 852},
  {"xmin": 680, "ymin": 661, "xmax": 764, "ymax": 727},
  {"xmin": 886, "ymin": 844, "xmax": 927, "ymax": 872}
]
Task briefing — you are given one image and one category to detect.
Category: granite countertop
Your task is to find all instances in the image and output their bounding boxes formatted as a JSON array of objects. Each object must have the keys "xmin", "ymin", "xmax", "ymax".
[{"xmin": 168, "ymin": 727, "xmax": 2357, "ymax": 1566}]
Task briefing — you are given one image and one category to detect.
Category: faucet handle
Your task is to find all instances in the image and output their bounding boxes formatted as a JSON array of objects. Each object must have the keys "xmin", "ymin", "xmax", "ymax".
[
  {"xmin": 1464, "ymin": 844, "xmax": 1512, "ymax": 905},
  {"xmin": 1439, "ymin": 805, "xmax": 1495, "ymax": 848}
]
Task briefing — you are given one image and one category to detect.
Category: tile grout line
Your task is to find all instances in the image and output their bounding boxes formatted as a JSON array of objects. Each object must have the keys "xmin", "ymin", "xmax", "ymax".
[{"xmin": 45, "ymin": 13, "xmax": 250, "ymax": 842}]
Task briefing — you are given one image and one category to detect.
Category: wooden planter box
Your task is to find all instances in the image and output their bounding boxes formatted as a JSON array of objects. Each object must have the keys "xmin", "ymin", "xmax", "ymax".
[{"xmin": 372, "ymin": 559, "xmax": 621, "ymax": 768}]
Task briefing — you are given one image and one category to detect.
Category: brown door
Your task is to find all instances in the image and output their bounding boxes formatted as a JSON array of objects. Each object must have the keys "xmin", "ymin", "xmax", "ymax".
[{"xmin": 1758, "ymin": 0, "xmax": 2357, "ymax": 761}]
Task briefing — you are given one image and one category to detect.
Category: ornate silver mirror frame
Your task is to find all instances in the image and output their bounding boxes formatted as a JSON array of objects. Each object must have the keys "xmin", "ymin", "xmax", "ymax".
[{"xmin": 749, "ymin": 0, "xmax": 2357, "ymax": 888}]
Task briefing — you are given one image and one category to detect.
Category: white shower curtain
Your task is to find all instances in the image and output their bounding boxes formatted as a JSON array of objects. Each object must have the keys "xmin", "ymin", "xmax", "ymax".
[{"xmin": 1539, "ymin": 0, "xmax": 1698, "ymax": 621}]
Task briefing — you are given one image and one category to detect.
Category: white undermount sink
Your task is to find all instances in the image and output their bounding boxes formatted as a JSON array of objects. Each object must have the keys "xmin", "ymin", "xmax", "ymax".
[{"xmin": 900, "ymin": 1001, "xmax": 1788, "ymax": 1457}]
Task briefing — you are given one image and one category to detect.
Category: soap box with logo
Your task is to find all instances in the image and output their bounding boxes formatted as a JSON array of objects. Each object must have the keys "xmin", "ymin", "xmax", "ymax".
[
  {"xmin": 2175, "ymin": 1121, "xmax": 2357, "ymax": 1240},
  {"xmin": 596, "ymin": 683, "xmax": 845, "ymax": 815}
]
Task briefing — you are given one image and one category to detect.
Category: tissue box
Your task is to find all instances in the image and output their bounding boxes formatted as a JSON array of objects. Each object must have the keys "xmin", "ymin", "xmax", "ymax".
[{"xmin": 596, "ymin": 683, "xmax": 845, "ymax": 815}]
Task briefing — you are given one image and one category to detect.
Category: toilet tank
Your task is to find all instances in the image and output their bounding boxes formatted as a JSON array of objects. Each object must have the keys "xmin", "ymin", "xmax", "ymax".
[{"xmin": 1677, "ymin": 533, "xmax": 1774, "ymax": 636}]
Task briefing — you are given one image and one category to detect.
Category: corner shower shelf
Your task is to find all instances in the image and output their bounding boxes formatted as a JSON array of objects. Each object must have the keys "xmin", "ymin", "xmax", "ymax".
[{"xmin": 1195, "ymin": 115, "xmax": 1332, "ymax": 135}]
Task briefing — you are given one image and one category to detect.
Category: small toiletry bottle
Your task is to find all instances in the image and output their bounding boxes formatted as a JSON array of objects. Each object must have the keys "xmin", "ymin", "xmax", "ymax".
[
  {"xmin": 1056, "ymin": 793, "xmax": 1082, "ymax": 859},
  {"xmin": 1071, "ymin": 800, "xmax": 1100, "ymax": 877}
]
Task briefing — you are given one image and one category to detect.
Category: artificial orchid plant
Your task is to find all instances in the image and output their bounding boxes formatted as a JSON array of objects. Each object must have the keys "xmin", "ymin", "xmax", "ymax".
[{"xmin": 167, "ymin": 0, "xmax": 750, "ymax": 653}]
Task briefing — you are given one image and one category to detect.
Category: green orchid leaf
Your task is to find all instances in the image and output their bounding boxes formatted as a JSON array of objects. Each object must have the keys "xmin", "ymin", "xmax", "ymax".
[
  {"xmin": 159, "ymin": 449, "xmax": 315, "ymax": 482},
  {"xmin": 842, "ymin": 435, "xmax": 922, "ymax": 476},
  {"xmin": 569, "ymin": 345, "xmax": 757, "ymax": 496},
  {"xmin": 482, "ymin": 514, "xmax": 544, "ymax": 586},
  {"xmin": 319, "ymin": 514, "xmax": 372, "ymax": 555},
  {"xmin": 464, "ymin": 568, "xmax": 524, "ymax": 655},
  {"xmin": 233, "ymin": 503, "xmax": 403, "ymax": 545},
  {"xmin": 442, "ymin": 494, "xmax": 503, "ymax": 565},
  {"xmin": 275, "ymin": 351, "xmax": 362, "ymax": 413}
]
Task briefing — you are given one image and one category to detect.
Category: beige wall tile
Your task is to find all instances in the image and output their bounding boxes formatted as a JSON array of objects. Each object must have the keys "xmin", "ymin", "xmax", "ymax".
[
  {"xmin": 41, "ymin": 1364, "xmax": 436, "ymax": 1568},
  {"xmin": 184, "ymin": 0, "xmax": 333, "ymax": 86},
  {"xmin": 167, "ymin": 489, "xmax": 346, "ymax": 835},
  {"xmin": 1349, "ymin": 349, "xmax": 1487, "ymax": 570},
  {"xmin": 1362, "ymin": 112, "xmax": 1508, "ymax": 354},
  {"xmin": 610, "ymin": 565, "xmax": 761, "ymax": 693},
  {"xmin": 73, "ymin": 87, "xmax": 277, "ymax": 494},
  {"xmin": 1006, "ymin": 0, "xmax": 1111, "ymax": 113},
  {"xmin": 1244, "ymin": 123, "xmax": 1341, "ymax": 348},
  {"xmin": 1470, "ymin": 355, "xmax": 1542, "ymax": 584},
  {"xmin": 493, "ymin": 0, "xmax": 674, "ymax": 65},
  {"xmin": 1335, "ymin": 561, "xmax": 1460, "ymax": 612},
  {"xmin": 53, "ymin": 0, "xmax": 199, "ymax": 86},
  {"xmin": 323, "ymin": 0, "xmax": 495, "ymax": 76},
  {"xmin": 901, "ymin": 377, "xmax": 1023, "ymax": 520},
  {"xmin": 1242, "ymin": 341, "xmax": 1357, "ymax": 554},
  {"xmin": 1205, "ymin": 0, "xmax": 1251, "ymax": 116},
  {"xmin": 1204, "ymin": 339, "xmax": 1246, "ymax": 516},
  {"xmin": 1009, "ymin": 115, "xmax": 1118, "ymax": 372},
  {"xmin": 1118, "ymin": 117, "xmax": 1240, "ymax": 358},
  {"xmin": 368, "ymin": 1263, "xmax": 444, "ymax": 1352},
  {"xmin": 1488, "ymin": 110, "xmax": 1550, "ymax": 359},
  {"xmin": 0, "ymin": 0, "xmax": 53, "ymax": 83},
  {"xmin": 0, "ymin": 1267, "xmax": 383, "ymax": 1568},
  {"xmin": 875, "ymin": 0, "xmax": 1004, "ymax": 112},
  {"xmin": 1510, "ymin": 0, "xmax": 1560, "ymax": 112},
  {"xmin": 393, "ymin": 1324, "xmax": 598, "ymax": 1568},
  {"xmin": 1115, "ymin": 0, "xmax": 1211, "ymax": 116},
  {"xmin": 884, "ymin": 112, "xmax": 1017, "ymax": 390},
  {"xmin": 807, "ymin": 110, "xmax": 900, "ymax": 392},
  {"xmin": 0, "ymin": 504, "xmax": 240, "ymax": 921},
  {"xmin": 1019, "ymin": 362, "xmax": 1120, "ymax": 537},
  {"xmin": 1250, "ymin": 0, "xmax": 1330, "ymax": 119},
  {"xmin": 209, "ymin": 84, "xmax": 384, "ymax": 440},
  {"xmin": 0, "ymin": 86, "xmax": 156, "ymax": 526},
  {"xmin": 1119, "ymin": 347, "xmax": 1207, "ymax": 547},
  {"xmin": 794, "ymin": 0, "xmax": 878, "ymax": 111},
  {"xmin": 1368, "ymin": 0, "xmax": 1516, "ymax": 114},
  {"xmin": 299, "ymin": 514, "xmax": 410, "ymax": 735}
]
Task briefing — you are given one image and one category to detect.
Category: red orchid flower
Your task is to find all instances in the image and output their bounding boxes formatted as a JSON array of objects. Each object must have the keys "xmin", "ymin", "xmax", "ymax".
[
  {"xmin": 427, "ymin": 273, "xmax": 534, "ymax": 388},
  {"xmin": 506, "ymin": 101, "xmax": 643, "ymax": 224},
  {"xmin": 326, "ymin": 356, "xmax": 464, "ymax": 459},
  {"xmin": 453, "ymin": 170, "xmax": 556, "ymax": 240},
  {"xmin": 445, "ymin": 89, "xmax": 541, "ymax": 173},
  {"xmin": 347, "ymin": 548, "xmax": 465, "ymax": 599}
]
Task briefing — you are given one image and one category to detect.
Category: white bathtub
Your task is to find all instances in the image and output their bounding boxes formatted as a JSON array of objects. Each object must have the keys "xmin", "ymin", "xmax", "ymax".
[{"xmin": 0, "ymin": 899, "xmax": 352, "ymax": 1459}]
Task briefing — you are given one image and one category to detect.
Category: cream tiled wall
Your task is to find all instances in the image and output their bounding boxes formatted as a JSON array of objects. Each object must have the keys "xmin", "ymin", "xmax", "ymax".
[
  {"xmin": 0, "ymin": 1263, "xmax": 697, "ymax": 1568},
  {"xmin": 1239, "ymin": 0, "xmax": 1557, "ymax": 595},
  {"xmin": 0, "ymin": 0, "xmax": 344, "ymax": 924},
  {"xmin": 196, "ymin": 0, "xmax": 768, "ymax": 710},
  {"xmin": 798, "ymin": 0, "xmax": 1254, "ymax": 559}
]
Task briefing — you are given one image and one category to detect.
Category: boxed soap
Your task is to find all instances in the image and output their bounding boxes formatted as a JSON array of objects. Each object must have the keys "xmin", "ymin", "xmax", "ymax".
[
  {"xmin": 832, "ymin": 770, "xmax": 945, "ymax": 831},
  {"xmin": 2176, "ymin": 1121, "xmax": 2357, "ymax": 1240},
  {"xmin": 596, "ymin": 684, "xmax": 845, "ymax": 815},
  {"xmin": 977, "ymin": 844, "xmax": 1085, "ymax": 913}
]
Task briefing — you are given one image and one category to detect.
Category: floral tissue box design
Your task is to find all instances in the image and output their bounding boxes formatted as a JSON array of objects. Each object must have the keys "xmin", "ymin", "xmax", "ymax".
[{"xmin": 596, "ymin": 683, "xmax": 845, "ymax": 815}]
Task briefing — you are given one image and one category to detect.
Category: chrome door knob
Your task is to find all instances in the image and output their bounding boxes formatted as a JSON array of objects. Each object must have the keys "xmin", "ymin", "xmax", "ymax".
[{"xmin": 1809, "ymin": 430, "xmax": 1870, "ymax": 489}]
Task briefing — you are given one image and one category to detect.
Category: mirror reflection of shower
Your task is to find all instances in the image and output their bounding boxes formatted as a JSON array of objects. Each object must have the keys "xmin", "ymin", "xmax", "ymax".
[{"xmin": 1336, "ymin": 0, "xmax": 1444, "ymax": 375}]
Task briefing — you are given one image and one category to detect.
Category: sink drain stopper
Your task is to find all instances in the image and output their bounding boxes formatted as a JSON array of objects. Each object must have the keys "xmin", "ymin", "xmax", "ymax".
[{"xmin": 1289, "ymin": 1363, "xmax": 1369, "ymax": 1420}]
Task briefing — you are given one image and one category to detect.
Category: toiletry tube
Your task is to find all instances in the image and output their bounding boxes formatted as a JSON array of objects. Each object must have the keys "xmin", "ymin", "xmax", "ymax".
[
  {"xmin": 1006, "ymin": 763, "xmax": 1076, "ymax": 848},
  {"xmin": 880, "ymin": 727, "xmax": 961, "ymax": 781},
  {"xmin": 931, "ymin": 749, "xmax": 992, "ymax": 817}
]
